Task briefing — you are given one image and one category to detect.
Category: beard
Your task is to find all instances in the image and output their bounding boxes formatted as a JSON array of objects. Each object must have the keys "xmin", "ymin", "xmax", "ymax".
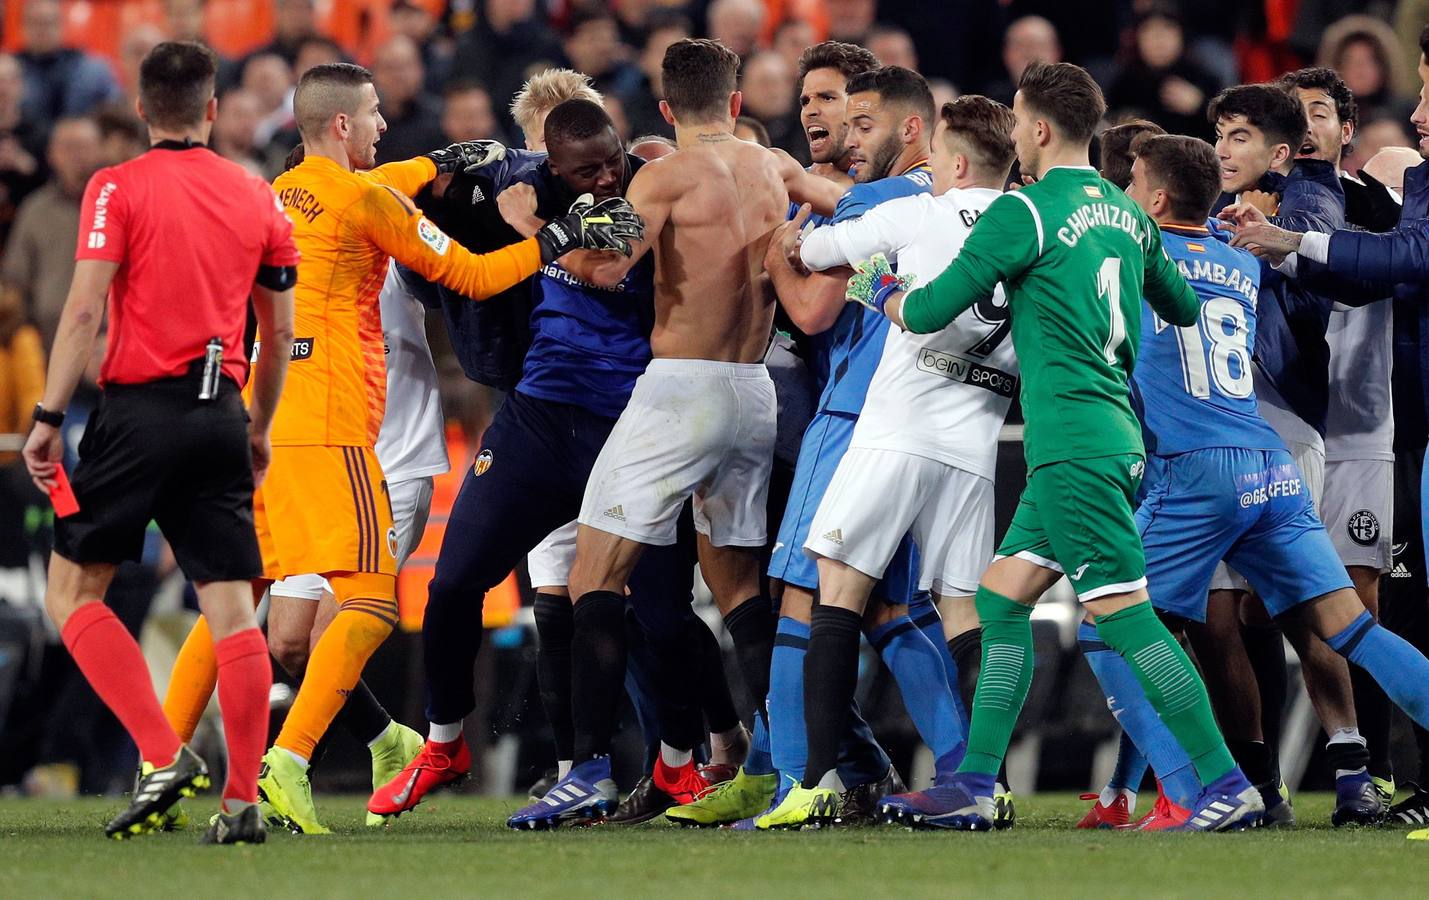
[{"xmin": 856, "ymin": 132, "xmax": 903, "ymax": 183}]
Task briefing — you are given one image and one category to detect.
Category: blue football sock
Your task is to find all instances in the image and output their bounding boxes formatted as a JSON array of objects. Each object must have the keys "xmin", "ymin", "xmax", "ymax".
[
  {"xmin": 1078, "ymin": 621, "xmax": 1201, "ymax": 808},
  {"xmin": 1108, "ymin": 730, "xmax": 1148, "ymax": 795},
  {"xmin": 909, "ymin": 592, "xmax": 968, "ymax": 727},
  {"xmin": 835, "ymin": 699, "xmax": 892, "ymax": 787},
  {"xmin": 869, "ymin": 615, "xmax": 966, "ymax": 775},
  {"xmin": 745, "ymin": 711, "xmax": 774, "ymax": 776},
  {"xmin": 1327, "ymin": 611, "xmax": 1429, "ymax": 729},
  {"xmin": 767, "ymin": 616, "xmax": 809, "ymax": 782}
]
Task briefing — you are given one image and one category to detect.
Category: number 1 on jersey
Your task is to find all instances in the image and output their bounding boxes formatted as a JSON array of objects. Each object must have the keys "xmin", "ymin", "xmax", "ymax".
[{"xmin": 1097, "ymin": 257, "xmax": 1127, "ymax": 364}]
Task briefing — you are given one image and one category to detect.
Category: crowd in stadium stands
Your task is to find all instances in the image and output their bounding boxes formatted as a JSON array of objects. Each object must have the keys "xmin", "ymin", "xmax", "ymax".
[{"xmin": 1, "ymin": 0, "xmax": 1428, "ymax": 798}]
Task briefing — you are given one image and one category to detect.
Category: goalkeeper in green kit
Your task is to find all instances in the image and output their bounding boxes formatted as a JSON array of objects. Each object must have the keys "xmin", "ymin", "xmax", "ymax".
[{"xmin": 847, "ymin": 61, "xmax": 1265, "ymax": 832}]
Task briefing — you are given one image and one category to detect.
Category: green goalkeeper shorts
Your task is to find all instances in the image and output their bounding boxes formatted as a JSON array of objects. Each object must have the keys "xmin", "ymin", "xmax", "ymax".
[{"xmin": 996, "ymin": 453, "xmax": 1147, "ymax": 602}]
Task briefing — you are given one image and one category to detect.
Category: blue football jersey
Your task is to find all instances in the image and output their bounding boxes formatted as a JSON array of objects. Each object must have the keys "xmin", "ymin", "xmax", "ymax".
[
  {"xmin": 817, "ymin": 162, "xmax": 934, "ymax": 415},
  {"xmin": 1132, "ymin": 223, "xmax": 1284, "ymax": 456}
]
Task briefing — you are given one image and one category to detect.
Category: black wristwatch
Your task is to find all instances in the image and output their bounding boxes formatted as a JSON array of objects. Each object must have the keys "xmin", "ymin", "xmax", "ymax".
[{"xmin": 32, "ymin": 403, "xmax": 64, "ymax": 427}]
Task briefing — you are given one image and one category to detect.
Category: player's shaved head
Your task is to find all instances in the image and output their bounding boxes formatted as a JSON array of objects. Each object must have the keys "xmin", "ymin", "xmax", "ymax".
[
  {"xmin": 661, "ymin": 38, "xmax": 740, "ymax": 124},
  {"xmin": 544, "ymin": 98, "xmax": 615, "ymax": 149},
  {"xmin": 1017, "ymin": 61, "xmax": 1105, "ymax": 143},
  {"xmin": 294, "ymin": 62, "xmax": 373, "ymax": 141}
]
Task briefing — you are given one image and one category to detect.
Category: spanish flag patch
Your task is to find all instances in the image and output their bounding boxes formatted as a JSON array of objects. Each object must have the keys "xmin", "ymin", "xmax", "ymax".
[{"xmin": 1186, "ymin": 242, "xmax": 1206, "ymax": 253}]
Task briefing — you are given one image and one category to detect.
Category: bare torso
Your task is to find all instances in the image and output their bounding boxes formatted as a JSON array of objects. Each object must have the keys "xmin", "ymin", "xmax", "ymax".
[{"xmin": 640, "ymin": 137, "xmax": 789, "ymax": 362}]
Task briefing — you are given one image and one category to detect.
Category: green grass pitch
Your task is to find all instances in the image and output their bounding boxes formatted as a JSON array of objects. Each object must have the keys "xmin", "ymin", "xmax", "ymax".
[{"xmin": 1, "ymin": 793, "xmax": 1423, "ymax": 898}]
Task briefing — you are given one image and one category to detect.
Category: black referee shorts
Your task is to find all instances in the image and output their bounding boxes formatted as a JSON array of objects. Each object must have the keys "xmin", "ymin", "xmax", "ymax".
[{"xmin": 54, "ymin": 374, "xmax": 263, "ymax": 583}]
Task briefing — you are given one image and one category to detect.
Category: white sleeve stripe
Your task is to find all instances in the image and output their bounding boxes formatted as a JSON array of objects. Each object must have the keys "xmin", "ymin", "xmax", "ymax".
[{"xmin": 1008, "ymin": 190, "xmax": 1043, "ymax": 256}]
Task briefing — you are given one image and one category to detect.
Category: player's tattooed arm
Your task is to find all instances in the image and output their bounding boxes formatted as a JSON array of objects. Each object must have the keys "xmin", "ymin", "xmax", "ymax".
[{"xmin": 764, "ymin": 208, "xmax": 849, "ymax": 335}]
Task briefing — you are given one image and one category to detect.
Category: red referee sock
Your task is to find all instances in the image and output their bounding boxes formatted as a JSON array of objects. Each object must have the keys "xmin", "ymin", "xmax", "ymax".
[
  {"xmin": 214, "ymin": 628, "xmax": 272, "ymax": 807},
  {"xmin": 61, "ymin": 602, "xmax": 181, "ymax": 766}
]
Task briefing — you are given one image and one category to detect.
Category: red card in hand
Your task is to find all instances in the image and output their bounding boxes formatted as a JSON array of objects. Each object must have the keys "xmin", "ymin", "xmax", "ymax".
[{"xmin": 49, "ymin": 466, "xmax": 80, "ymax": 518}]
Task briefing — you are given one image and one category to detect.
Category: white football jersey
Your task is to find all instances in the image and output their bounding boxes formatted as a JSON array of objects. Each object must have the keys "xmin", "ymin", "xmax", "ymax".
[
  {"xmin": 375, "ymin": 264, "xmax": 450, "ymax": 482},
  {"xmin": 1324, "ymin": 301, "xmax": 1393, "ymax": 462},
  {"xmin": 800, "ymin": 185, "xmax": 1018, "ymax": 479}
]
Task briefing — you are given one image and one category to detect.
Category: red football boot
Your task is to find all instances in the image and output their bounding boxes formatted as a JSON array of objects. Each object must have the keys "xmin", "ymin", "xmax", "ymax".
[
  {"xmin": 1127, "ymin": 783, "xmax": 1192, "ymax": 831},
  {"xmin": 1076, "ymin": 789, "xmax": 1134, "ymax": 829},
  {"xmin": 368, "ymin": 737, "xmax": 471, "ymax": 819},
  {"xmin": 653, "ymin": 758, "xmax": 714, "ymax": 805}
]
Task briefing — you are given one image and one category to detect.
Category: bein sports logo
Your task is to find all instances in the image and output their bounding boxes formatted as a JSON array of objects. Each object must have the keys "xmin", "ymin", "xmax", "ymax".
[{"xmin": 85, "ymin": 181, "xmax": 118, "ymax": 249}]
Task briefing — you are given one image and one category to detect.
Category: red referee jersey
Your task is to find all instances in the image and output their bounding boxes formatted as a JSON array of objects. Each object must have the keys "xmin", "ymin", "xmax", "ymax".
[{"xmin": 75, "ymin": 142, "xmax": 300, "ymax": 387}]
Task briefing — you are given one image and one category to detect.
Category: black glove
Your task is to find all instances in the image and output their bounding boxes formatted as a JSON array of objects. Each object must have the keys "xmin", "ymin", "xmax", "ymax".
[
  {"xmin": 535, "ymin": 193, "xmax": 646, "ymax": 262},
  {"xmin": 424, "ymin": 140, "xmax": 506, "ymax": 175}
]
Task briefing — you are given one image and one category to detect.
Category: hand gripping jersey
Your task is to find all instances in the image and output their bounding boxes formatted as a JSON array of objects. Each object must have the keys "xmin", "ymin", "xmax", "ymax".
[
  {"xmin": 900, "ymin": 167, "xmax": 1200, "ymax": 470},
  {"xmin": 268, "ymin": 155, "xmax": 540, "ymax": 447},
  {"xmin": 1131, "ymin": 224, "xmax": 1284, "ymax": 457},
  {"xmin": 800, "ymin": 185, "xmax": 1017, "ymax": 479},
  {"xmin": 816, "ymin": 161, "xmax": 933, "ymax": 415}
]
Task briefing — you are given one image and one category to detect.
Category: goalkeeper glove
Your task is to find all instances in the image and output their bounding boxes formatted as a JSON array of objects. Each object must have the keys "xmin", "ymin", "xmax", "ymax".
[
  {"xmin": 425, "ymin": 140, "xmax": 506, "ymax": 175},
  {"xmin": 535, "ymin": 193, "xmax": 646, "ymax": 262},
  {"xmin": 846, "ymin": 253, "xmax": 915, "ymax": 314}
]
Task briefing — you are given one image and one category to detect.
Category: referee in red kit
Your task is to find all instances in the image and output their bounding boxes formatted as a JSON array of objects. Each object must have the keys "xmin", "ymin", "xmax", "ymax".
[{"xmin": 22, "ymin": 42, "xmax": 299, "ymax": 845}]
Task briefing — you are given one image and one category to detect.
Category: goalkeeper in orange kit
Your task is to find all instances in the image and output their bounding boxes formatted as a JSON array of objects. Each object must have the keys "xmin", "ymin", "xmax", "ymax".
[{"xmin": 159, "ymin": 62, "xmax": 642, "ymax": 834}]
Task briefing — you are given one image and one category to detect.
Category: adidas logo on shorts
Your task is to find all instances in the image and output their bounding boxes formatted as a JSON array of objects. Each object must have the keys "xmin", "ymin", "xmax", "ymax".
[
  {"xmin": 822, "ymin": 528, "xmax": 844, "ymax": 545},
  {"xmin": 603, "ymin": 505, "xmax": 626, "ymax": 522},
  {"xmin": 1392, "ymin": 562, "xmax": 1413, "ymax": 579}
]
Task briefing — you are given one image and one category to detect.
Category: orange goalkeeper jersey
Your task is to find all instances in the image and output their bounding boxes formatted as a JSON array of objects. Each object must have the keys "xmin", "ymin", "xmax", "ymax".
[{"xmin": 265, "ymin": 155, "xmax": 542, "ymax": 447}]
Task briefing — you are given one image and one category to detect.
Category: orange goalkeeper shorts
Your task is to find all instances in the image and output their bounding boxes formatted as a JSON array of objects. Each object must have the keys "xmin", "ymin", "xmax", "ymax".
[{"xmin": 253, "ymin": 445, "xmax": 398, "ymax": 585}]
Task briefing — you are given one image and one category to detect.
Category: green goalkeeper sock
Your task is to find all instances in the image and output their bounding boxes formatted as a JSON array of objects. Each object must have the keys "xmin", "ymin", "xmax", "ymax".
[
  {"xmin": 1094, "ymin": 601, "xmax": 1236, "ymax": 785},
  {"xmin": 957, "ymin": 587, "xmax": 1034, "ymax": 776}
]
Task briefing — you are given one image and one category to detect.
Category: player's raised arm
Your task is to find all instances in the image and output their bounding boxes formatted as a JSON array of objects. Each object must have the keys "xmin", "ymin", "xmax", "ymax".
[
  {"xmin": 366, "ymin": 141, "xmax": 509, "ymax": 198},
  {"xmin": 771, "ymin": 146, "xmax": 843, "ymax": 217},
  {"xmin": 800, "ymin": 195, "xmax": 924, "ymax": 271},
  {"xmin": 894, "ymin": 190, "xmax": 1039, "ymax": 333},
  {"xmin": 563, "ymin": 162, "xmax": 671, "ymax": 288}
]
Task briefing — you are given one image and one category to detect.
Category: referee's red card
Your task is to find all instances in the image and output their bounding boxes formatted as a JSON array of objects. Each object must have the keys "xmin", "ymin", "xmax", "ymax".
[{"xmin": 49, "ymin": 466, "xmax": 80, "ymax": 518}]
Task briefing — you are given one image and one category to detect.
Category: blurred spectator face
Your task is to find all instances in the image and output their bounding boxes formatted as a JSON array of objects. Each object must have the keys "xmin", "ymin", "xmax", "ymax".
[
  {"xmin": 1135, "ymin": 15, "xmax": 1183, "ymax": 70},
  {"xmin": 163, "ymin": 0, "xmax": 205, "ymax": 42},
  {"xmin": 641, "ymin": 25, "xmax": 690, "ymax": 91},
  {"xmin": 1004, "ymin": 17, "xmax": 1061, "ymax": 84},
  {"xmin": 869, "ymin": 29, "xmax": 918, "ymax": 72},
  {"xmin": 547, "ymin": 123, "xmax": 626, "ymax": 201},
  {"xmin": 740, "ymin": 51, "xmax": 794, "ymax": 121},
  {"xmin": 929, "ymin": 79, "xmax": 958, "ymax": 114},
  {"xmin": 1338, "ymin": 37, "xmax": 1386, "ymax": 100},
  {"xmin": 392, "ymin": 3, "xmax": 438, "ymax": 43},
  {"xmin": 243, "ymin": 54, "xmax": 294, "ymax": 114},
  {"xmin": 603, "ymin": 93, "xmax": 631, "ymax": 143},
  {"xmin": 708, "ymin": 0, "xmax": 764, "ymax": 59},
  {"xmin": 442, "ymin": 86, "xmax": 496, "ymax": 142},
  {"xmin": 22, "ymin": 0, "xmax": 65, "ymax": 55},
  {"xmin": 98, "ymin": 110, "xmax": 146, "ymax": 164},
  {"xmin": 120, "ymin": 25, "xmax": 166, "ymax": 95},
  {"xmin": 564, "ymin": 17, "xmax": 622, "ymax": 78},
  {"xmin": 1294, "ymin": 87, "xmax": 1351, "ymax": 166},
  {"xmin": 274, "ymin": 0, "xmax": 317, "ymax": 43},
  {"xmin": 294, "ymin": 39, "xmax": 344, "ymax": 79},
  {"xmin": 1350, "ymin": 118, "xmax": 1414, "ymax": 169},
  {"xmin": 215, "ymin": 89, "xmax": 262, "ymax": 154},
  {"xmin": 374, "ymin": 36, "xmax": 425, "ymax": 110},
  {"xmin": 488, "ymin": 0, "xmax": 536, "ymax": 29},
  {"xmin": 1360, "ymin": 145, "xmax": 1421, "ymax": 189},
  {"xmin": 49, "ymin": 118, "xmax": 101, "ymax": 196},
  {"xmin": 773, "ymin": 19, "xmax": 815, "ymax": 73},
  {"xmin": 733, "ymin": 118, "xmax": 768, "ymax": 145},
  {"xmin": 1214, "ymin": 114, "xmax": 1283, "ymax": 194},
  {"xmin": 800, "ymin": 66, "xmax": 851, "ymax": 165},
  {"xmin": 0, "ymin": 54, "xmax": 23, "ymax": 114},
  {"xmin": 827, "ymin": 0, "xmax": 875, "ymax": 42},
  {"xmin": 844, "ymin": 88, "xmax": 908, "ymax": 184}
]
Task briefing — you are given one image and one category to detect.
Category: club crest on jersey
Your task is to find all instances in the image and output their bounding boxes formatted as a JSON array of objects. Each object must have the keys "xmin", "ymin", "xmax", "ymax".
[
  {"xmin": 416, "ymin": 217, "xmax": 451, "ymax": 256},
  {"xmin": 387, "ymin": 526, "xmax": 399, "ymax": 559},
  {"xmin": 1348, "ymin": 510, "xmax": 1380, "ymax": 547},
  {"xmin": 473, "ymin": 449, "xmax": 493, "ymax": 476}
]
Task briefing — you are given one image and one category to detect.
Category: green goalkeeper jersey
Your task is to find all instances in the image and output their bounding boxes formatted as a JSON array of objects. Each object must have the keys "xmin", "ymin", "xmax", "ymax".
[{"xmin": 900, "ymin": 166, "xmax": 1199, "ymax": 471}]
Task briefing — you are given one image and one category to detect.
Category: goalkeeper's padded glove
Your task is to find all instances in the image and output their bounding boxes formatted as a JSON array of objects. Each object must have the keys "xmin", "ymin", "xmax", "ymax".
[
  {"xmin": 535, "ymin": 193, "xmax": 646, "ymax": 262},
  {"xmin": 425, "ymin": 140, "xmax": 506, "ymax": 175},
  {"xmin": 846, "ymin": 253, "xmax": 915, "ymax": 314}
]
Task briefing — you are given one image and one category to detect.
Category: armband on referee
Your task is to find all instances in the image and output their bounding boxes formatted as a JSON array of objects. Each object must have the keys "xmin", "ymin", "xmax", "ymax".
[{"xmin": 256, "ymin": 264, "xmax": 298, "ymax": 291}]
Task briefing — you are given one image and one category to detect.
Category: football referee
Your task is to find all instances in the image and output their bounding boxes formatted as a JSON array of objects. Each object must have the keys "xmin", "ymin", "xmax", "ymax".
[{"xmin": 21, "ymin": 42, "xmax": 298, "ymax": 845}]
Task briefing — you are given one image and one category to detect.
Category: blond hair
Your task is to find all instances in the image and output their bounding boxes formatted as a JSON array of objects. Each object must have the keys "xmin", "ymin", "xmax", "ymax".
[{"xmin": 510, "ymin": 68, "xmax": 603, "ymax": 145}]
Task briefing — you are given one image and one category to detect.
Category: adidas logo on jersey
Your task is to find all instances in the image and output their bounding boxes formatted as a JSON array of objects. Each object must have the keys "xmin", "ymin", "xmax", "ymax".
[
  {"xmin": 822, "ymin": 528, "xmax": 844, "ymax": 545},
  {"xmin": 1392, "ymin": 562, "xmax": 1413, "ymax": 579},
  {"xmin": 471, "ymin": 185, "xmax": 486, "ymax": 204},
  {"xmin": 603, "ymin": 505, "xmax": 626, "ymax": 522}
]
